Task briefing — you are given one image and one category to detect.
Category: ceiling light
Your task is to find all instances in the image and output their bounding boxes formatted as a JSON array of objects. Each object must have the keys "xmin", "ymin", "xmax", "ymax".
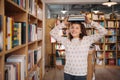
[
  {"xmin": 93, "ymin": 10, "xmax": 99, "ymax": 14},
  {"xmin": 61, "ymin": 8, "xmax": 67, "ymax": 14},
  {"xmin": 102, "ymin": 0, "xmax": 117, "ymax": 7}
]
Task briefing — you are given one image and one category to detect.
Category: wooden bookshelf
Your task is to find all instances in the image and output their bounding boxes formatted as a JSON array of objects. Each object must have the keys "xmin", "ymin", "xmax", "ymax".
[
  {"xmin": 91, "ymin": 13, "xmax": 120, "ymax": 67},
  {"xmin": 0, "ymin": 0, "xmax": 44, "ymax": 80}
]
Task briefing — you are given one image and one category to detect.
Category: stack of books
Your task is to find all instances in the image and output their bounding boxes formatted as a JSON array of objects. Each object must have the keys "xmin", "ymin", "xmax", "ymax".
[{"xmin": 68, "ymin": 15, "xmax": 85, "ymax": 22}]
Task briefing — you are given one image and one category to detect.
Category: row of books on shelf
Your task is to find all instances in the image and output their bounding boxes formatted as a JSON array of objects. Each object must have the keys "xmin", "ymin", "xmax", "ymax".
[
  {"xmin": 28, "ymin": 47, "xmax": 42, "ymax": 71},
  {"xmin": 96, "ymin": 58, "xmax": 120, "ymax": 66},
  {"xmin": 55, "ymin": 44, "xmax": 65, "ymax": 50},
  {"xmin": 117, "ymin": 36, "xmax": 120, "ymax": 42},
  {"xmin": 4, "ymin": 46, "xmax": 42, "ymax": 80},
  {"xmin": 12, "ymin": 0, "xmax": 26, "ymax": 9},
  {"xmin": 56, "ymin": 50, "xmax": 65, "ymax": 57},
  {"xmin": 6, "ymin": 17, "xmax": 26, "ymax": 50},
  {"xmin": 29, "ymin": 0, "xmax": 37, "ymax": 16},
  {"xmin": 105, "ymin": 52, "xmax": 116, "ymax": 59},
  {"xmin": 118, "ymin": 44, "xmax": 120, "ymax": 51},
  {"xmin": 97, "ymin": 21, "xmax": 120, "ymax": 28},
  {"xmin": 105, "ymin": 44, "xmax": 116, "ymax": 50},
  {"xmin": 105, "ymin": 58, "xmax": 116, "ymax": 65},
  {"xmin": 28, "ymin": 24, "xmax": 42, "ymax": 42},
  {"xmin": 106, "ymin": 21, "xmax": 120, "ymax": 28},
  {"xmin": 5, "ymin": 54, "xmax": 26, "ymax": 80},
  {"xmin": 29, "ymin": 0, "xmax": 43, "ymax": 19},
  {"xmin": 118, "ymin": 58, "xmax": 120, "ymax": 66},
  {"xmin": 86, "ymin": 28, "xmax": 116, "ymax": 36},
  {"xmin": 95, "ymin": 43, "xmax": 116, "ymax": 51},
  {"xmin": 92, "ymin": 13, "xmax": 120, "ymax": 20},
  {"xmin": 105, "ymin": 36, "xmax": 116, "ymax": 43},
  {"xmin": 107, "ymin": 29, "xmax": 116, "ymax": 35},
  {"xmin": 92, "ymin": 13, "xmax": 104, "ymax": 20},
  {"xmin": 28, "ymin": 67, "xmax": 41, "ymax": 80},
  {"xmin": 56, "ymin": 57, "xmax": 65, "ymax": 66},
  {"xmin": 0, "ymin": 15, "xmax": 3, "ymax": 52}
]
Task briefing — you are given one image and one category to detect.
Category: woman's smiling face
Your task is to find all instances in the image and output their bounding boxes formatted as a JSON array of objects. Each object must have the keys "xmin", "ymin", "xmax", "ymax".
[{"xmin": 69, "ymin": 23, "xmax": 81, "ymax": 38}]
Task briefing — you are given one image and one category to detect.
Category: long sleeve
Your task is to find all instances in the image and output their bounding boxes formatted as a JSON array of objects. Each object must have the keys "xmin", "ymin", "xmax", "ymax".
[
  {"xmin": 50, "ymin": 23, "xmax": 68, "ymax": 45},
  {"xmin": 86, "ymin": 21, "xmax": 108, "ymax": 44}
]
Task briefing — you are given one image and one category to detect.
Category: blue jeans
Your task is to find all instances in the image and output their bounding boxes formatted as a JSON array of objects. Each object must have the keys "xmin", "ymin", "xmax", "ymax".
[{"xmin": 64, "ymin": 73, "xmax": 86, "ymax": 80}]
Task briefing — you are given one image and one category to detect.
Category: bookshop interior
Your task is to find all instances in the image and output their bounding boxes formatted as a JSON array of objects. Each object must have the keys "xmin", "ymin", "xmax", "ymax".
[{"xmin": 0, "ymin": 0, "xmax": 120, "ymax": 80}]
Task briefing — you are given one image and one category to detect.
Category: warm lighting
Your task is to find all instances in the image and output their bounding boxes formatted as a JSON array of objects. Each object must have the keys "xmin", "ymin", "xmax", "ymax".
[
  {"xmin": 102, "ymin": 0, "xmax": 117, "ymax": 7},
  {"xmin": 61, "ymin": 8, "xmax": 67, "ymax": 14},
  {"xmin": 93, "ymin": 10, "xmax": 99, "ymax": 14}
]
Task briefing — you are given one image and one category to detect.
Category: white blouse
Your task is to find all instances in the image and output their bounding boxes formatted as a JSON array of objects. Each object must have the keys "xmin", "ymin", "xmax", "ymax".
[{"xmin": 50, "ymin": 21, "xmax": 107, "ymax": 76}]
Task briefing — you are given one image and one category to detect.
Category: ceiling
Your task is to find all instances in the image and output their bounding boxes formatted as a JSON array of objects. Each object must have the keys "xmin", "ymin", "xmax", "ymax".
[{"xmin": 46, "ymin": 1, "xmax": 120, "ymax": 18}]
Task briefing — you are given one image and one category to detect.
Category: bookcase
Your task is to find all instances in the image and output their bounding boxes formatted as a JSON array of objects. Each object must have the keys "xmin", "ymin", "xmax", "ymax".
[
  {"xmin": 54, "ymin": 21, "xmax": 68, "ymax": 68},
  {"xmin": 52, "ymin": 13, "xmax": 120, "ymax": 68},
  {"xmin": 88, "ymin": 13, "xmax": 120, "ymax": 67},
  {"xmin": 0, "ymin": 0, "xmax": 44, "ymax": 80}
]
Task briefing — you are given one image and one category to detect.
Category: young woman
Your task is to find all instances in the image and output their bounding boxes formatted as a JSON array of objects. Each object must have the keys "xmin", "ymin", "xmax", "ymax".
[{"xmin": 50, "ymin": 15, "xmax": 108, "ymax": 80}]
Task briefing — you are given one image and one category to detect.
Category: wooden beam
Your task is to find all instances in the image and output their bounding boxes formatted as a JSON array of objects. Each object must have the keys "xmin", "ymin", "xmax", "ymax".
[{"xmin": 42, "ymin": 0, "xmax": 120, "ymax": 4}]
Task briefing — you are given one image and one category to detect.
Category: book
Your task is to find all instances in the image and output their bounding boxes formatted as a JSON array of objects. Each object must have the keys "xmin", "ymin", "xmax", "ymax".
[
  {"xmin": 0, "ymin": 15, "xmax": 3, "ymax": 52},
  {"xmin": 118, "ymin": 58, "xmax": 120, "ymax": 66},
  {"xmin": 21, "ymin": 22, "xmax": 26, "ymax": 44},
  {"xmin": 0, "ymin": 71, "xmax": 2, "ymax": 80},
  {"xmin": 68, "ymin": 15, "xmax": 85, "ymax": 22},
  {"xmin": 7, "ymin": 55, "xmax": 26, "ymax": 80},
  {"xmin": 37, "ymin": 28, "xmax": 42, "ymax": 40},
  {"xmin": 28, "ymin": 24, "xmax": 37, "ymax": 42},
  {"xmin": 5, "ymin": 64, "xmax": 16, "ymax": 80},
  {"xmin": 28, "ymin": 67, "xmax": 40, "ymax": 80},
  {"xmin": 5, "ymin": 62, "xmax": 21, "ymax": 80},
  {"xmin": 6, "ymin": 17, "xmax": 13, "ymax": 50}
]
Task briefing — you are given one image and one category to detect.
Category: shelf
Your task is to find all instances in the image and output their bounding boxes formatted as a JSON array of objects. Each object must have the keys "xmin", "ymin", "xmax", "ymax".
[
  {"xmin": 56, "ymin": 49, "xmax": 65, "ymax": 51},
  {"xmin": 0, "ymin": 52, "xmax": 3, "ymax": 56},
  {"xmin": 105, "ymin": 42, "xmax": 116, "ymax": 44},
  {"xmin": 96, "ymin": 57, "xmax": 103, "ymax": 60},
  {"xmin": 94, "ymin": 19, "xmax": 104, "ymax": 21},
  {"xmin": 56, "ymin": 65, "xmax": 64, "ymax": 69},
  {"xmin": 37, "ymin": 40, "xmax": 42, "ymax": 42},
  {"xmin": 105, "ymin": 65, "xmax": 120, "ymax": 69},
  {"xmin": 56, "ymin": 56, "xmax": 65, "ymax": 59},
  {"xmin": 5, "ymin": 0, "xmax": 26, "ymax": 13},
  {"xmin": 106, "ymin": 27, "xmax": 116, "ymax": 29},
  {"xmin": 106, "ymin": 19, "xmax": 117, "ymax": 21},
  {"xmin": 1, "ymin": 0, "xmax": 43, "ymax": 80},
  {"xmin": 5, "ymin": 44, "xmax": 26, "ymax": 54},
  {"xmin": 28, "ymin": 13, "xmax": 37, "ymax": 19},
  {"xmin": 28, "ymin": 64, "xmax": 38, "ymax": 76},
  {"xmin": 38, "ymin": 18, "xmax": 42, "ymax": 22},
  {"xmin": 95, "ymin": 43, "xmax": 104, "ymax": 44},
  {"xmin": 96, "ymin": 50, "xmax": 104, "ymax": 52},
  {"xmin": 105, "ymin": 35, "xmax": 116, "ymax": 36},
  {"xmin": 28, "ymin": 58, "xmax": 42, "ymax": 76},
  {"xmin": 105, "ymin": 50, "xmax": 116, "ymax": 52},
  {"xmin": 28, "ymin": 41, "xmax": 37, "ymax": 45},
  {"xmin": 117, "ymin": 56, "xmax": 120, "ymax": 57},
  {"xmin": 105, "ymin": 58, "xmax": 116, "ymax": 59}
]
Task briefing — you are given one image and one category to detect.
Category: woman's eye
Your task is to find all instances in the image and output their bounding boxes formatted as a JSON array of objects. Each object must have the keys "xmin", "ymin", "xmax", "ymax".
[{"xmin": 71, "ymin": 26, "xmax": 74, "ymax": 29}]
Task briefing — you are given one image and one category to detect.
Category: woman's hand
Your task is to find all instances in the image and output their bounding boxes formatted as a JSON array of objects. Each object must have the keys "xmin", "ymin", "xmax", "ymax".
[{"xmin": 63, "ymin": 17, "xmax": 70, "ymax": 26}]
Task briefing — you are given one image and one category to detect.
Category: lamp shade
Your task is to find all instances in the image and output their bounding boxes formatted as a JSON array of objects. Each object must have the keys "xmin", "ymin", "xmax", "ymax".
[
  {"xmin": 61, "ymin": 8, "xmax": 67, "ymax": 14},
  {"xmin": 102, "ymin": 0, "xmax": 117, "ymax": 7}
]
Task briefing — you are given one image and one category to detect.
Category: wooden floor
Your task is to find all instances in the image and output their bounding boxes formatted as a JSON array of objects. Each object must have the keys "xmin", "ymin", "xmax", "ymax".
[{"xmin": 43, "ymin": 67, "xmax": 120, "ymax": 80}]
